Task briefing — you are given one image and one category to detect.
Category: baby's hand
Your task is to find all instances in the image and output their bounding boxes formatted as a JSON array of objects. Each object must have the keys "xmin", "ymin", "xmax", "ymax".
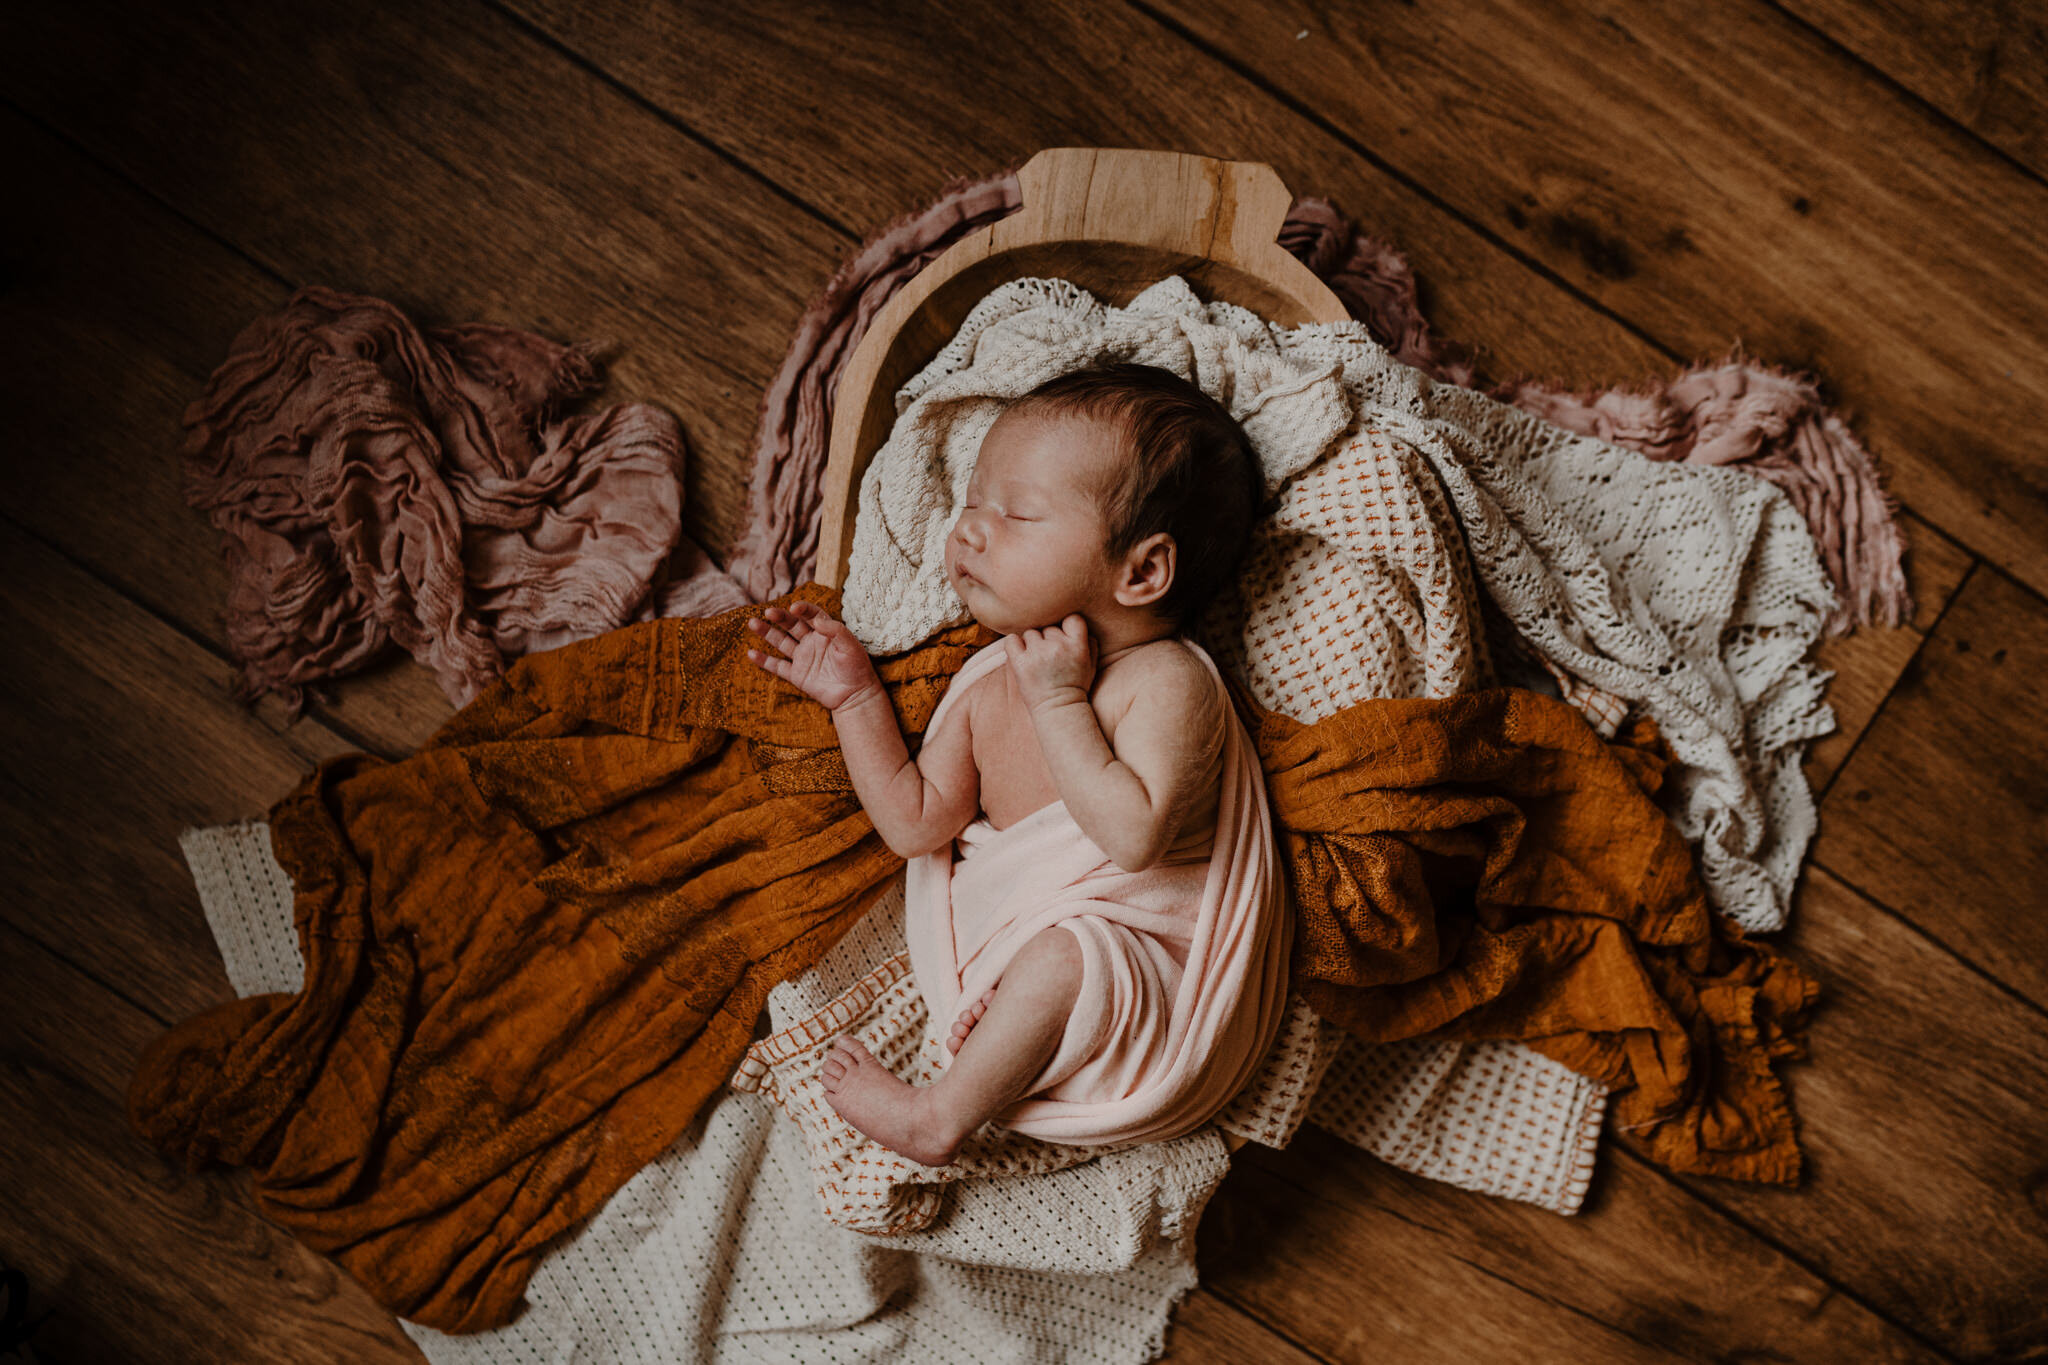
[
  {"xmin": 1006, "ymin": 614, "xmax": 1097, "ymax": 713},
  {"xmin": 745, "ymin": 601, "xmax": 883, "ymax": 712}
]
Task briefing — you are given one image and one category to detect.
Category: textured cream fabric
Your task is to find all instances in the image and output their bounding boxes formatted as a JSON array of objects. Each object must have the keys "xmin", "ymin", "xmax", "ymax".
[
  {"xmin": 172, "ymin": 273, "xmax": 1836, "ymax": 1362},
  {"xmin": 841, "ymin": 274, "xmax": 1835, "ymax": 934},
  {"xmin": 823, "ymin": 270, "xmax": 1835, "ymax": 1242},
  {"xmin": 183, "ymin": 821, "xmax": 1231, "ymax": 1364}
]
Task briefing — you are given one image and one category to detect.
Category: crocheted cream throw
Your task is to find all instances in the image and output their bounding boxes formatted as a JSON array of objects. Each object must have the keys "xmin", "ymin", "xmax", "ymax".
[
  {"xmin": 168, "ymin": 275, "xmax": 1835, "ymax": 1364},
  {"xmin": 772, "ymin": 271, "xmax": 1833, "ymax": 1247},
  {"xmin": 842, "ymin": 274, "xmax": 1835, "ymax": 934}
]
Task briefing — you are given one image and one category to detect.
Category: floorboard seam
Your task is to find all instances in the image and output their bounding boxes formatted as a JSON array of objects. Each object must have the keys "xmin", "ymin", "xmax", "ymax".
[
  {"xmin": 1120, "ymin": 0, "xmax": 1697, "ymax": 377},
  {"xmin": 1619, "ymin": 1143, "xmax": 1965, "ymax": 1362},
  {"xmin": 1202, "ymin": 1284, "xmax": 1345, "ymax": 1364},
  {"xmin": 0, "ymin": 510, "xmax": 405, "ymax": 764},
  {"xmin": 1813, "ymin": 559, "xmax": 1979, "ymax": 806},
  {"xmin": 1, "ymin": 95, "xmax": 296, "ymax": 296},
  {"xmin": 1756, "ymin": 0, "xmax": 2048, "ymax": 194},
  {"xmin": 478, "ymin": 0, "xmax": 862, "ymax": 242},
  {"xmin": 0, "ymin": 912, "xmax": 173, "ymax": 1031},
  {"xmin": 1807, "ymin": 859, "xmax": 2048, "ymax": 1026},
  {"xmin": 1442, "ymin": 1249, "xmax": 1667, "ymax": 1357}
]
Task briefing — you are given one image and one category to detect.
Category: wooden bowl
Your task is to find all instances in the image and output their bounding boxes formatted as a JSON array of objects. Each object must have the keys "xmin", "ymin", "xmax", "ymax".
[{"xmin": 814, "ymin": 145, "xmax": 1350, "ymax": 590}]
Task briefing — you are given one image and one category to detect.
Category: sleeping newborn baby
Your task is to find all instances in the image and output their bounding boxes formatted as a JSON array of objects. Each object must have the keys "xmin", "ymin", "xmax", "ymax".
[{"xmin": 744, "ymin": 360, "xmax": 1288, "ymax": 1166}]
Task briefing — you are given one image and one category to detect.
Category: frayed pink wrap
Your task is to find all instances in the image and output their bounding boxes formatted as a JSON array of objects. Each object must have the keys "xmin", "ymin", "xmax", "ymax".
[
  {"xmin": 739, "ymin": 180, "xmax": 1908, "ymax": 633},
  {"xmin": 186, "ymin": 165, "xmax": 1911, "ymax": 710},
  {"xmin": 181, "ymin": 286, "xmax": 748, "ymax": 710},
  {"xmin": 903, "ymin": 637, "xmax": 1291, "ymax": 1147}
]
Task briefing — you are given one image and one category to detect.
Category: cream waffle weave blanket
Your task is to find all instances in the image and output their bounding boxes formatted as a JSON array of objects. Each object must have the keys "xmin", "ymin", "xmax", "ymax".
[
  {"xmin": 754, "ymin": 271, "xmax": 1834, "ymax": 1247},
  {"xmin": 183, "ymin": 820, "xmax": 1605, "ymax": 1363},
  {"xmin": 176, "ymin": 274, "xmax": 1832, "ymax": 1364}
]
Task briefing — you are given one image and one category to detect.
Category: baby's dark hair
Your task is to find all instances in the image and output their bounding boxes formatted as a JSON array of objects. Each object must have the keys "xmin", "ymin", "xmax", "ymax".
[{"xmin": 1007, "ymin": 360, "xmax": 1264, "ymax": 631}]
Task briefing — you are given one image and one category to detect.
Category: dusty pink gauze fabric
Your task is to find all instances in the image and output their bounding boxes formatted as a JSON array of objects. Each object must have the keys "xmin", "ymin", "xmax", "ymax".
[
  {"xmin": 735, "ymin": 179, "xmax": 1909, "ymax": 635},
  {"xmin": 903, "ymin": 636, "xmax": 1292, "ymax": 1146},
  {"xmin": 181, "ymin": 285, "xmax": 750, "ymax": 711},
  {"xmin": 184, "ymin": 163, "xmax": 1911, "ymax": 711}
]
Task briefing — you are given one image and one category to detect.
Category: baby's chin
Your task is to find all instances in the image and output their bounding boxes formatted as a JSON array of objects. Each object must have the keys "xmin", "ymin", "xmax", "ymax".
[{"xmin": 953, "ymin": 580, "xmax": 1034, "ymax": 637}]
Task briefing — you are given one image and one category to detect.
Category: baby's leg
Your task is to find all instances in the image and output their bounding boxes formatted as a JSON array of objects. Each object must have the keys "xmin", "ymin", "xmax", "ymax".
[{"xmin": 821, "ymin": 927, "xmax": 1084, "ymax": 1167}]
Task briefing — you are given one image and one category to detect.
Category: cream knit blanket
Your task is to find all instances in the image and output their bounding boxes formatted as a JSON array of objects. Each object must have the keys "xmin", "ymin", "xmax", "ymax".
[
  {"xmin": 842, "ymin": 274, "xmax": 1836, "ymax": 934},
  {"xmin": 172, "ymin": 276, "xmax": 1833, "ymax": 1363}
]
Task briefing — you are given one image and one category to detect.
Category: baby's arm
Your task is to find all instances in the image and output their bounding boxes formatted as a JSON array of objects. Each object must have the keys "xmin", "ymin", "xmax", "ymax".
[
  {"xmin": 833, "ymin": 679, "xmax": 982, "ymax": 859},
  {"xmin": 1025, "ymin": 641, "xmax": 1224, "ymax": 873},
  {"xmin": 744, "ymin": 601, "xmax": 980, "ymax": 859}
]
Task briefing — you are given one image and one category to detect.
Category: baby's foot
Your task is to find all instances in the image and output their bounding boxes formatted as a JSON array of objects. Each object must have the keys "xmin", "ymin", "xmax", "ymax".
[
  {"xmin": 820, "ymin": 1035, "xmax": 966, "ymax": 1167},
  {"xmin": 948, "ymin": 986, "xmax": 998, "ymax": 1055}
]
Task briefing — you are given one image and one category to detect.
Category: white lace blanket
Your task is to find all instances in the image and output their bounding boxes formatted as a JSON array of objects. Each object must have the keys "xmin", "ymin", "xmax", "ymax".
[
  {"xmin": 844, "ymin": 274, "xmax": 1834, "ymax": 933},
  {"xmin": 172, "ymin": 276, "xmax": 1833, "ymax": 1364},
  {"xmin": 834, "ymin": 273, "xmax": 1834, "ymax": 1242}
]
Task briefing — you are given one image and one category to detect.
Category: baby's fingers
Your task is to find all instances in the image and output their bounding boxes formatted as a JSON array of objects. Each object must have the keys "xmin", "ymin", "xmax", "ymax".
[
  {"xmin": 744, "ymin": 644, "xmax": 790, "ymax": 678},
  {"xmin": 745, "ymin": 616, "xmax": 797, "ymax": 656},
  {"xmin": 789, "ymin": 600, "xmax": 848, "ymax": 637}
]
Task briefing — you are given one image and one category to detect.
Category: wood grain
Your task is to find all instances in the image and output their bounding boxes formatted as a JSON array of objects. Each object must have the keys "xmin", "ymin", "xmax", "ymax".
[
  {"xmin": 1159, "ymin": 1289, "xmax": 1326, "ymax": 1364},
  {"xmin": 0, "ymin": 523, "xmax": 359, "ymax": 1020},
  {"xmin": 1813, "ymin": 566, "xmax": 2048, "ymax": 1010},
  {"xmin": 1151, "ymin": 0, "xmax": 2048, "ymax": 601},
  {"xmin": 1777, "ymin": 0, "xmax": 2048, "ymax": 176},
  {"xmin": 500, "ymin": 0, "xmax": 1673, "ymax": 390},
  {"xmin": 1803, "ymin": 511, "xmax": 1973, "ymax": 788},
  {"xmin": 3, "ymin": 0, "xmax": 2041, "ymax": 1356},
  {"xmin": 1199, "ymin": 1127, "xmax": 1940, "ymax": 1364},
  {"xmin": 0, "ymin": 109, "xmax": 452, "ymax": 757},
  {"xmin": 0, "ymin": 0, "xmax": 850, "ymax": 564},
  {"xmin": 0, "ymin": 874, "xmax": 419, "ymax": 1364},
  {"xmin": 1670, "ymin": 866, "xmax": 2048, "ymax": 1358}
]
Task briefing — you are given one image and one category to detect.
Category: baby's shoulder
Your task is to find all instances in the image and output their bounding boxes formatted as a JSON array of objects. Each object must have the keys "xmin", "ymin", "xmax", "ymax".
[{"xmin": 1099, "ymin": 638, "xmax": 1219, "ymax": 717}]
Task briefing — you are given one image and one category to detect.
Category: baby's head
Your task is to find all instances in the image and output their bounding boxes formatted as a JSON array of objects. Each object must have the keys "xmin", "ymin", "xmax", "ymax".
[{"xmin": 944, "ymin": 361, "xmax": 1263, "ymax": 639}]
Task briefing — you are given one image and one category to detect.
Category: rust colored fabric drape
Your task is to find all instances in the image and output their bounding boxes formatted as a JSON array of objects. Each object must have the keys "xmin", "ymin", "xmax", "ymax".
[{"xmin": 130, "ymin": 582, "xmax": 1817, "ymax": 1332}]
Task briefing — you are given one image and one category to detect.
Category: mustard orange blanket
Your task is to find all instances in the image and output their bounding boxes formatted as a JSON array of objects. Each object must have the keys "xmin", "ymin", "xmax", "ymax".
[{"xmin": 129, "ymin": 581, "xmax": 1818, "ymax": 1332}]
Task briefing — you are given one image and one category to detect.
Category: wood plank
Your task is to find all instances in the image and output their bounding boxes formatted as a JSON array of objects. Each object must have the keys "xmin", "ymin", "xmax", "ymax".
[
  {"xmin": 1776, "ymin": 0, "xmax": 2048, "ymax": 177},
  {"xmin": 1814, "ymin": 565, "xmax": 2048, "ymax": 1009},
  {"xmin": 1146, "ymin": 0, "xmax": 2048, "ymax": 601},
  {"xmin": 0, "ymin": 522, "xmax": 357, "ymax": 1021},
  {"xmin": 498, "ymin": 0, "xmax": 1672, "ymax": 390},
  {"xmin": 0, "ymin": 0, "xmax": 850, "ymax": 566},
  {"xmin": 1199, "ymin": 1124, "xmax": 1942, "ymax": 1364},
  {"xmin": 0, "ymin": 109, "xmax": 452, "ymax": 756},
  {"xmin": 0, "ymin": 920, "xmax": 421, "ymax": 1362},
  {"xmin": 1672, "ymin": 866, "xmax": 2048, "ymax": 1359},
  {"xmin": 1162, "ymin": 1289, "xmax": 1327, "ymax": 1364},
  {"xmin": 1804, "ymin": 511, "xmax": 1973, "ymax": 787}
]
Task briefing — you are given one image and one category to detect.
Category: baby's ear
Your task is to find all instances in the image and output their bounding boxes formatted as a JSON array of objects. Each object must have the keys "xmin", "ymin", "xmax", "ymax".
[{"xmin": 1116, "ymin": 532, "xmax": 1176, "ymax": 608}]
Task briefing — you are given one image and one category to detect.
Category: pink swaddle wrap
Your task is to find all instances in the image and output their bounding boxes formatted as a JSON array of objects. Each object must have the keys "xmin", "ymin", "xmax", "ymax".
[{"xmin": 903, "ymin": 635, "xmax": 1292, "ymax": 1147}]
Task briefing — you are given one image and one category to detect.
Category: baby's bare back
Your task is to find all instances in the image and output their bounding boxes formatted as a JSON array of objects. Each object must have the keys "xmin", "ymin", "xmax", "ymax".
[{"xmin": 971, "ymin": 638, "xmax": 1222, "ymax": 842}]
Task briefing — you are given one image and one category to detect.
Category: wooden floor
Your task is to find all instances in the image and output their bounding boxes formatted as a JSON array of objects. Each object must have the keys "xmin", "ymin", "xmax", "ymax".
[{"xmin": 2, "ymin": 0, "xmax": 2043, "ymax": 1359}]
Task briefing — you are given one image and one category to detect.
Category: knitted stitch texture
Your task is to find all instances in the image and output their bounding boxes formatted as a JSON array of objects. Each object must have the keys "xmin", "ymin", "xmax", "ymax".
[
  {"xmin": 841, "ymin": 274, "xmax": 1835, "ymax": 934},
  {"xmin": 181, "ymin": 821, "xmax": 1230, "ymax": 1364}
]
